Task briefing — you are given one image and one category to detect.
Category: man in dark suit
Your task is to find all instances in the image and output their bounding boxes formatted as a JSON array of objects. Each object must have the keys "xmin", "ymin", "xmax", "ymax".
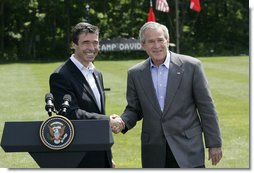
[
  {"xmin": 49, "ymin": 22, "xmax": 121, "ymax": 168},
  {"xmin": 112, "ymin": 22, "xmax": 222, "ymax": 168}
]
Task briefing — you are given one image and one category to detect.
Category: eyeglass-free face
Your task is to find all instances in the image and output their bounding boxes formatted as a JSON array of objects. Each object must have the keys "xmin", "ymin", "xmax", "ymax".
[
  {"xmin": 73, "ymin": 32, "xmax": 99, "ymax": 67},
  {"xmin": 142, "ymin": 28, "xmax": 169, "ymax": 67}
]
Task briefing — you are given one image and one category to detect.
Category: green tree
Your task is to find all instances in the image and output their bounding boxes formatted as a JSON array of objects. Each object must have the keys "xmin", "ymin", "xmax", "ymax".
[{"xmin": 0, "ymin": 0, "xmax": 249, "ymax": 61}]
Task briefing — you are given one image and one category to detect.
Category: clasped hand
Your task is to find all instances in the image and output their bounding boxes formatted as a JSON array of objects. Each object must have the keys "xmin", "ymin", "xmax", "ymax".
[{"xmin": 110, "ymin": 114, "xmax": 125, "ymax": 134}]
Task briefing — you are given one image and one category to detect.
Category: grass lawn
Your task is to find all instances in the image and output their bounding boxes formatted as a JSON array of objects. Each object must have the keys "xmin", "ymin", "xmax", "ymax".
[{"xmin": 0, "ymin": 56, "xmax": 249, "ymax": 168}]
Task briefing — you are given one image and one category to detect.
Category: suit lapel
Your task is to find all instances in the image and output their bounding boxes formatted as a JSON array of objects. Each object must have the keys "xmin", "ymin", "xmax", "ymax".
[
  {"xmin": 163, "ymin": 52, "xmax": 184, "ymax": 116},
  {"xmin": 93, "ymin": 70, "xmax": 105, "ymax": 113},
  {"xmin": 66, "ymin": 60, "xmax": 99, "ymax": 110},
  {"xmin": 139, "ymin": 59, "xmax": 162, "ymax": 115}
]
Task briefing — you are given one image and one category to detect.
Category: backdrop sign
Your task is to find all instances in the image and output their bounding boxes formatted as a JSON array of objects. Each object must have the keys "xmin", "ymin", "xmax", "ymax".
[{"xmin": 100, "ymin": 38, "xmax": 143, "ymax": 52}]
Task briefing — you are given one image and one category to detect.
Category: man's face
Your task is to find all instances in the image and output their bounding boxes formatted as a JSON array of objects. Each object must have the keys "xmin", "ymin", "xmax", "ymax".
[
  {"xmin": 142, "ymin": 28, "xmax": 169, "ymax": 66},
  {"xmin": 73, "ymin": 32, "xmax": 99, "ymax": 67}
]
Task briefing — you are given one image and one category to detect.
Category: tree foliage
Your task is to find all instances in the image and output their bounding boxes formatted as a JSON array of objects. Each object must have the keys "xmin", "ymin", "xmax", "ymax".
[{"xmin": 0, "ymin": 0, "xmax": 249, "ymax": 61}]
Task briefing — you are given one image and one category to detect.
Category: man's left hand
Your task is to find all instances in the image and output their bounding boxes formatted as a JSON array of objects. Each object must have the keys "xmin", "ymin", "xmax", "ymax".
[{"xmin": 208, "ymin": 147, "xmax": 222, "ymax": 165}]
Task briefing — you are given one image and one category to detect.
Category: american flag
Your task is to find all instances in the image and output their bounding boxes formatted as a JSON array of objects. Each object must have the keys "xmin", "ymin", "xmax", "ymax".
[{"xmin": 156, "ymin": 0, "xmax": 170, "ymax": 13}]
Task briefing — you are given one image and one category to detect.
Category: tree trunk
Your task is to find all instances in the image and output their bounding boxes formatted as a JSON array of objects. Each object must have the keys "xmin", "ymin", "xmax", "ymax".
[{"xmin": 0, "ymin": 0, "xmax": 5, "ymax": 52}]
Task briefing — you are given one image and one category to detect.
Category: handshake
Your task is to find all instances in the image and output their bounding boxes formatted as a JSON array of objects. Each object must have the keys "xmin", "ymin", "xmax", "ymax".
[{"xmin": 109, "ymin": 114, "xmax": 125, "ymax": 134}]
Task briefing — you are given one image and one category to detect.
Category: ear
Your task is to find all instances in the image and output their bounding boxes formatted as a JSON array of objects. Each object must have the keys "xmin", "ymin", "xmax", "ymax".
[
  {"xmin": 72, "ymin": 42, "xmax": 78, "ymax": 49},
  {"xmin": 141, "ymin": 43, "xmax": 145, "ymax": 50},
  {"xmin": 166, "ymin": 39, "xmax": 170, "ymax": 48}
]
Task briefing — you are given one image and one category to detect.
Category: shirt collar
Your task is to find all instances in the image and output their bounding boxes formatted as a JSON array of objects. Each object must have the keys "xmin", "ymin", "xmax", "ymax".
[
  {"xmin": 150, "ymin": 50, "xmax": 171, "ymax": 69},
  {"xmin": 70, "ymin": 54, "xmax": 95, "ymax": 73}
]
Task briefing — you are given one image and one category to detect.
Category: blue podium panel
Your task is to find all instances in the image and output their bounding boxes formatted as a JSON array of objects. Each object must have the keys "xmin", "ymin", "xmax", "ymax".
[{"xmin": 0, "ymin": 119, "xmax": 114, "ymax": 168}]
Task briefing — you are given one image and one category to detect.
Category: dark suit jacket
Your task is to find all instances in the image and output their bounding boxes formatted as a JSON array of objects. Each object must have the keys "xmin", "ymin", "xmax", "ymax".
[
  {"xmin": 49, "ymin": 59, "xmax": 112, "ymax": 168},
  {"xmin": 121, "ymin": 51, "xmax": 222, "ymax": 168}
]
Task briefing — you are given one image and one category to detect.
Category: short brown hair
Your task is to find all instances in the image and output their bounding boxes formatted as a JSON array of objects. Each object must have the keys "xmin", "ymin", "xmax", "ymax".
[{"xmin": 72, "ymin": 22, "xmax": 99, "ymax": 44}]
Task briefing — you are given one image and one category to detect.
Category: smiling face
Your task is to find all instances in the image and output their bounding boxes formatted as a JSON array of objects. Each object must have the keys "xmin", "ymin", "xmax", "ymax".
[
  {"xmin": 73, "ymin": 32, "xmax": 99, "ymax": 67},
  {"xmin": 142, "ymin": 28, "xmax": 169, "ymax": 67}
]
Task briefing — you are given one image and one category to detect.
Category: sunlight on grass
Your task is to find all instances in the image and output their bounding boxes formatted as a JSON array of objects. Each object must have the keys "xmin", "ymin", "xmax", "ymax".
[{"xmin": 0, "ymin": 56, "xmax": 249, "ymax": 168}]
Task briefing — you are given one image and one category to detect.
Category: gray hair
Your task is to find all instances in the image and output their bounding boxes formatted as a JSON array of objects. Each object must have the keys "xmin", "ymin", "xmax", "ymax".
[
  {"xmin": 72, "ymin": 22, "xmax": 99, "ymax": 44},
  {"xmin": 139, "ymin": 22, "xmax": 170, "ymax": 44}
]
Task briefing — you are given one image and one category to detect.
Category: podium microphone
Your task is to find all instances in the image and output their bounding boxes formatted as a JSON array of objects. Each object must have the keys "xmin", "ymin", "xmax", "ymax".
[
  {"xmin": 61, "ymin": 94, "xmax": 71, "ymax": 116},
  {"xmin": 45, "ymin": 93, "xmax": 54, "ymax": 116}
]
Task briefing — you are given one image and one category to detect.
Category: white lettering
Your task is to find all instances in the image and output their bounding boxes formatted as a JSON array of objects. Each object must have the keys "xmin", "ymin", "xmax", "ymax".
[
  {"xmin": 119, "ymin": 43, "xmax": 142, "ymax": 50},
  {"xmin": 100, "ymin": 42, "xmax": 143, "ymax": 51},
  {"xmin": 100, "ymin": 44, "xmax": 117, "ymax": 51}
]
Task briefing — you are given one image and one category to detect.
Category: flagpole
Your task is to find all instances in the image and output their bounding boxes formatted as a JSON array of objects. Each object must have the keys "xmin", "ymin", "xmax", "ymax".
[{"xmin": 175, "ymin": 0, "xmax": 180, "ymax": 53}]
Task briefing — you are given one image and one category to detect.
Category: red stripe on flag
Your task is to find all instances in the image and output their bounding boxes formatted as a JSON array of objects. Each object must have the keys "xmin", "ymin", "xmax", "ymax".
[{"xmin": 156, "ymin": 0, "xmax": 170, "ymax": 13}]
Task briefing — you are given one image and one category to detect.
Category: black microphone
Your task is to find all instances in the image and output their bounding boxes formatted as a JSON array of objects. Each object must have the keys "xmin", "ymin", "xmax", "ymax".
[
  {"xmin": 61, "ymin": 94, "xmax": 71, "ymax": 115},
  {"xmin": 45, "ymin": 93, "xmax": 54, "ymax": 116}
]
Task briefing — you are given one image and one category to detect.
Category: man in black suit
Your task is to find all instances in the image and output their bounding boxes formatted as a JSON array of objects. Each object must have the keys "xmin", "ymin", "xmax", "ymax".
[{"xmin": 49, "ymin": 22, "xmax": 123, "ymax": 168}]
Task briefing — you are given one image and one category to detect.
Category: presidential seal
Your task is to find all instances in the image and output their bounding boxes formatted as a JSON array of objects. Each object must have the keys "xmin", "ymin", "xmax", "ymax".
[{"xmin": 40, "ymin": 115, "xmax": 74, "ymax": 150}]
